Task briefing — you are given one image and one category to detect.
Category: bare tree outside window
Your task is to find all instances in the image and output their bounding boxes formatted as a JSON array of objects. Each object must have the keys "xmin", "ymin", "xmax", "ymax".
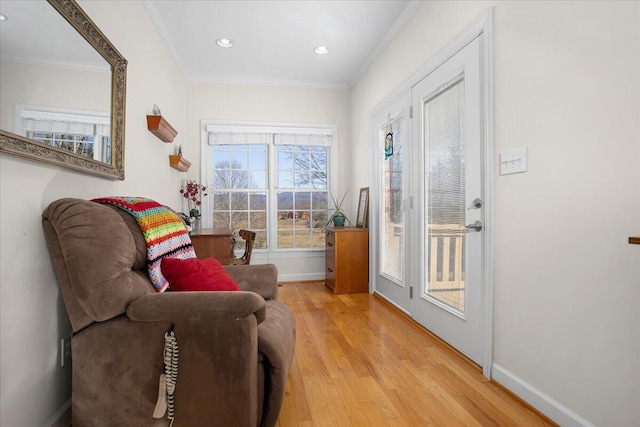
[
  {"xmin": 29, "ymin": 132, "xmax": 95, "ymax": 158},
  {"xmin": 213, "ymin": 159, "xmax": 258, "ymax": 189},
  {"xmin": 277, "ymin": 145, "xmax": 328, "ymax": 248},
  {"xmin": 211, "ymin": 146, "xmax": 268, "ymax": 249}
]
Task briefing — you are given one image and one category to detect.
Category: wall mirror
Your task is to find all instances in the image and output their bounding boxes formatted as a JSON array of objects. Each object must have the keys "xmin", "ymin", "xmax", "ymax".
[{"xmin": 0, "ymin": 0, "xmax": 127, "ymax": 180}]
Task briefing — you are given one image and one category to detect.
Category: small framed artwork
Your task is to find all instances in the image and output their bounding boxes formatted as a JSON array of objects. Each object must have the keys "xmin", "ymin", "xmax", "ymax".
[{"xmin": 356, "ymin": 187, "xmax": 369, "ymax": 228}]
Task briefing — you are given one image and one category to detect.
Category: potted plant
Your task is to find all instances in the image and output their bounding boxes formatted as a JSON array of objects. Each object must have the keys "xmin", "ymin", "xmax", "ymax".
[
  {"xmin": 180, "ymin": 180, "xmax": 208, "ymax": 227},
  {"xmin": 327, "ymin": 191, "xmax": 350, "ymax": 227}
]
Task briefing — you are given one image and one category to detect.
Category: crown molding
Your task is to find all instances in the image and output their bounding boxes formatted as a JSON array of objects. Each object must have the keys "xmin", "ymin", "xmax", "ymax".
[
  {"xmin": 141, "ymin": 0, "xmax": 188, "ymax": 78},
  {"xmin": 348, "ymin": 0, "xmax": 422, "ymax": 87}
]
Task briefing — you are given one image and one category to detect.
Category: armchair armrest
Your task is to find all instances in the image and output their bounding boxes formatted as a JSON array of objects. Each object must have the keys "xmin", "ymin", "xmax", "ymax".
[
  {"xmin": 125, "ymin": 291, "xmax": 266, "ymax": 426},
  {"xmin": 224, "ymin": 264, "xmax": 278, "ymax": 300},
  {"xmin": 126, "ymin": 291, "xmax": 266, "ymax": 324}
]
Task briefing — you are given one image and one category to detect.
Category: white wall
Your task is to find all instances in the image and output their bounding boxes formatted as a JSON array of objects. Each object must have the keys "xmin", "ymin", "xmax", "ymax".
[
  {"xmin": 0, "ymin": 0, "xmax": 187, "ymax": 425},
  {"xmin": 351, "ymin": 1, "xmax": 640, "ymax": 426},
  {"xmin": 185, "ymin": 82, "xmax": 350, "ymax": 279},
  {"xmin": 0, "ymin": 61, "xmax": 111, "ymax": 132}
]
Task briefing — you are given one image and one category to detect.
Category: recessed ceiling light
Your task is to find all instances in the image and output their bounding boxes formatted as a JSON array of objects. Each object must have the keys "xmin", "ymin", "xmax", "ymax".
[
  {"xmin": 0, "ymin": 14, "xmax": 8, "ymax": 21},
  {"xmin": 216, "ymin": 38, "xmax": 234, "ymax": 48},
  {"xmin": 314, "ymin": 46, "xmax": 330, "ymax": 55}
]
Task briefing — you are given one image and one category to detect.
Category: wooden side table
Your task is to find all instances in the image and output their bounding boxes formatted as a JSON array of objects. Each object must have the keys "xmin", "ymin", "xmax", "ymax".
[
  {"xmin": 325, "ymin": 227, "xmax": 369, "ymax": 294},
  {"xmin": 190, "ymin": 228, "xmax": 233, "ymax": 265}
]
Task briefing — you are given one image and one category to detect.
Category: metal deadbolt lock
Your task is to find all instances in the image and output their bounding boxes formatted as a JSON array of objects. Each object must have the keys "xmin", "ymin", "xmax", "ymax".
[{"xmin": 468, "ymin": 198, "xmax": 483, "ymax": 210}]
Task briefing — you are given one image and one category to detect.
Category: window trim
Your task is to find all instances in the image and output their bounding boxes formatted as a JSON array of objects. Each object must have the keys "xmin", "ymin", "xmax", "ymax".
[{"xmin": 200, "ymin": 120, "xmax": 339, "ymax": 255}]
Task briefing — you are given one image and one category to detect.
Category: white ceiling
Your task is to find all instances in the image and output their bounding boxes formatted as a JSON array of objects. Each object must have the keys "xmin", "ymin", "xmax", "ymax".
[{"xmin": 143, "ymin": 0, "xmax": 421, "ymax": 89}]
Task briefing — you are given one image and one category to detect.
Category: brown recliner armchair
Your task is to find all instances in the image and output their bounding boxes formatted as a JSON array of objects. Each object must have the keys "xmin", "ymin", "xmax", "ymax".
[{"xmin": 42, "ymin": 198, "xmax": 296, "ymax": 427}]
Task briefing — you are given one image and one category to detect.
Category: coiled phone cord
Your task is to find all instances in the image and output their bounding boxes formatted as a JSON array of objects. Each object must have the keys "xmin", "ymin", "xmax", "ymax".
[
  {"xmin": 164, "ymin": 327, "xmax": 179, "ymax": 426},
  {"xmin": 153, "ymin": 324, "xmax": 179, "ymax": 426}
]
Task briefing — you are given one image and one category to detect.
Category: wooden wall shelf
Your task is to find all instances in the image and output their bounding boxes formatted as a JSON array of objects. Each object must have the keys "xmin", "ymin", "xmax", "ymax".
[
  {"xmin": 147, "ymin": 115, "xmax": 178, "ymax": 142},
  {"xmin": 629, "ymin": 237, "xmax": 640, "ymax": 245},
  {"xmin": 169, "ymin": 155, "xmax": 190, "ymax": 172}
]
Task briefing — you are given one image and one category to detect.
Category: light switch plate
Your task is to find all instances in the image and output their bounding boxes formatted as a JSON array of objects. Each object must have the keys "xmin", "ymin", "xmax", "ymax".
[{"xmin": 500, "ymin": 147, "xmax": 528, "ymax": 175}]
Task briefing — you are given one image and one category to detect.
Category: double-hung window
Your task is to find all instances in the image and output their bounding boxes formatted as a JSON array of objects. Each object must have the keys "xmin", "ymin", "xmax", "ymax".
[{"xmin": 203, "ymin": 123, "xmax": 336, "ymax": 254}]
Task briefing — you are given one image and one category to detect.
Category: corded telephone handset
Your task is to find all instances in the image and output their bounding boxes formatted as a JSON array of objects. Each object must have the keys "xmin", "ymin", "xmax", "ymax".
[
  {"xmin": 177, "ymin": 212, "xmax": 191, "ymax": 225},
  {"xmin": 153, "ymin": 325, "xmax": 179, "ymax": 425},
  {"xmin": 177, "ymin": 212, "xmax": 193, "ymax": 232}
]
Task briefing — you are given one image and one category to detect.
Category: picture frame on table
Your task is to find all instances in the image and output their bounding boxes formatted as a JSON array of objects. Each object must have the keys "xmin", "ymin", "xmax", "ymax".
[{"xmin": 356, "ymin": 187, "xmax": 369, "ymax": 228}]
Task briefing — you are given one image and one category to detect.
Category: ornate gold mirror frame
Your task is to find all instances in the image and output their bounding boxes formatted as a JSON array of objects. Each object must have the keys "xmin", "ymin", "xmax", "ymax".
[{"xmin": 0, "ymin": 0, "xmax": 127, "ymax": 180}]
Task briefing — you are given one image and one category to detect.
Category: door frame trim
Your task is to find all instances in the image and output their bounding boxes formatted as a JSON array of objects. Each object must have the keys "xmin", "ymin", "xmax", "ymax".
[{"xmin": 369, "ymin": 8, "xmax": 494, "ymax": 378}]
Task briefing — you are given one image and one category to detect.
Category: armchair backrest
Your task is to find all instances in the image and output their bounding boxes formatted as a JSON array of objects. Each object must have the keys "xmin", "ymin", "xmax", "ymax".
[{"xmin": 42, "ymin": 198, "xmax": 154, "ymax": 332}]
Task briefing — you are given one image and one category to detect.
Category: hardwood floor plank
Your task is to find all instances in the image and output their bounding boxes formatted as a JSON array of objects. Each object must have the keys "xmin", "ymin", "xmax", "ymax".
[
  {"xmin": 276, "ymin": 282, "xmax": 556, "ymax": 427},
  {"xmin": 382, "ymin": 387, "xmax": 440, "ymax": 426},
  {"xmin": 281, "ymin": 358, "xmax": 314, "ymax": 424}
]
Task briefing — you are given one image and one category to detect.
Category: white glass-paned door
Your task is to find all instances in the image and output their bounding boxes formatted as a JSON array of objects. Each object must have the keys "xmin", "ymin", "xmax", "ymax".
[{"xmin": 411, "ymin": 36, "xmax": 484, "ymax": 364}]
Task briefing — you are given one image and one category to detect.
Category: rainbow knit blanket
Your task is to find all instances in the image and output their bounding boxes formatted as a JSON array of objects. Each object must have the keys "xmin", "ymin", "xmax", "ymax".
[{"xmin": 92, "ymin": 196, "xmax": 196, "ymax": 292}]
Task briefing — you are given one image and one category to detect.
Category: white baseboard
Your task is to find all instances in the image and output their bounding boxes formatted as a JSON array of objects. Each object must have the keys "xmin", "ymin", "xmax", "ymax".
[
  {"xmin": 44, "ymin": 399, "xmax": 71, "ymax": 427},
  {"xmin": 277, "ymin": 272, "xmax": 326, "ymax": 282},
  {"xmin": 492, "ymin": 364, "xmax": 595, "ymax": 427}
]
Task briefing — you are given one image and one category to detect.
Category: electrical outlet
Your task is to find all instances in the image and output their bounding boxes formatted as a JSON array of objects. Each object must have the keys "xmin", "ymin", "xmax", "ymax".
[{"xmin": 60, "ymin": 336, "xmax": 72, "ymax": 367}]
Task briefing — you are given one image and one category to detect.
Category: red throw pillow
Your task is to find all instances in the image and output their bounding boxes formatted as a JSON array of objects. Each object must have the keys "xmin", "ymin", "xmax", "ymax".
[{"xmin": 161, "ymin": 257, "xmax": 241, "ymax": 291}]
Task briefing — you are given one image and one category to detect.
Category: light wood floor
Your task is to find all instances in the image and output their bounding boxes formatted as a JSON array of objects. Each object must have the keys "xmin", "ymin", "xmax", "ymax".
[{"xmin": 276, "ymin": 281, "xmax": 555, "ymax": 427}]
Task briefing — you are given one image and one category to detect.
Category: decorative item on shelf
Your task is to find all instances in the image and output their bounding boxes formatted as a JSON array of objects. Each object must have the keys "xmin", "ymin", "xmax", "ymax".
[
  {"xmin": 180, "ymin": 180, "xmax": 208, "ymax": 229},
  {"xmin": 327, "ymin": 190, "xmax": 350, "ymax": 228},
  {"xmin": 169, "ymin": 144, "xmax": 189, "ymax": 171},
  {"xmin": 147, "ymin": 105, "xmax": 177, "ymax": 142}
]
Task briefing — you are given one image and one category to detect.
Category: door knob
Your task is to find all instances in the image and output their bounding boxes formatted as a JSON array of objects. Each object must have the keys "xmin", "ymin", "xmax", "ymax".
[{"xmin": 465, "ymin": 220, "xmax": 483, "ymax": 232}]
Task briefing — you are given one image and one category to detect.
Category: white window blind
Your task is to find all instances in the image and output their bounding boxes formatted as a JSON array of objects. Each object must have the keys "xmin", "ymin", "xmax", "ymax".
[
  {"xmin": 23, "ymin": 119, "xmax": 109, "ymax": 136},
  {"xmin": 273, "ymin": 134, "xmax": 332, "ymax": 147},
  {"xmin": 206, "ymin": 124, "xmax": 333, "ymax": 147},
  {"xmin": 207, "ymin": 132, "xmax": 271, "ymax": 146}
]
